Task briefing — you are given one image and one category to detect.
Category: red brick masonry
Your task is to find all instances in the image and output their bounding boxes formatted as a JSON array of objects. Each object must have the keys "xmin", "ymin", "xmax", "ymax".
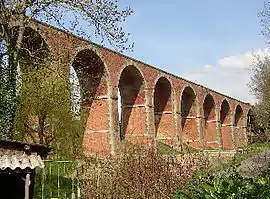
[{"xmin": 19, "ymin": 19, "xmax": 251, "ymax": 156}]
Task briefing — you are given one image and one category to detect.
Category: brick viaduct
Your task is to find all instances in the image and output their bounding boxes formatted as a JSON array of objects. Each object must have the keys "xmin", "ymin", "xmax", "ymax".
[{"xmin": 16, "ymin": 19, "xmax": 251, "ymax": 156}]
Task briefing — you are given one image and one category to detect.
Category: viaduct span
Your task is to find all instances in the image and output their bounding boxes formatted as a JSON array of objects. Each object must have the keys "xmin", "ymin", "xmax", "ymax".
[{"xmin": 18, "ymin": 20, "xmax": 251, "ymax": 156}]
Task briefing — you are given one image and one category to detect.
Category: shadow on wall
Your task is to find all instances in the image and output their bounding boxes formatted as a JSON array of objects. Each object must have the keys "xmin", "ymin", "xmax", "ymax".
[
  {"xmin": 154, "ymin": 77, "xmax": 172, "ymax": 138},
  {"xmin": 181, "ymin": 87, "xmax": 197, "ymax": 144},
  {"xmin": 118, "ymin": 65, "xmax": 145, "ymax": 140}
]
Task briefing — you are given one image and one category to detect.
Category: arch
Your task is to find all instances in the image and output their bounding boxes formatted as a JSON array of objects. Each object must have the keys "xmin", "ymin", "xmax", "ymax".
[
  {"xmin": 233, "ymin": 104, "xmax": 246, "ymax": 147},
  {"xmin": 72, "ymin": 49, "xmax": 108, "ymax": 104},
  {"xmin": 20, "ymin": 27, "xmax": 50, "ymax": 68},
  {"xmin": 220, "ymin": 99, "xmax": 233, "ymax": 148},
  {"xmin": 234, "ymin": 105, "xmax": 244, "ymax": 126},
  {"xmin": 181, "ymin": 87, "xmax": 196, "ymax": 115},
  {"xmin": 118, "ymin": 65, "xmax": 146, "ymax": 140},
  {"xmin": 220, "ymin": 99, "xmax": 230, "ymax": 124},
  {"xmin": 8, "ymin": 20, "xmax": 53, "ymax": 53},
  {"xmin": 203, "ymin": 94, "xmax": 216, "ymax": 121},
  {"xmin": 153, "ymin": 77, "xmax": 173, "ymax": 142},
  {"xmin": 27, "ymin": 24, "xmax": 54, "ymax": 53},
  {"xmin": 180, "ymin": 86, "xmax": 198, "ymax": 146},
  {"xmin": 72, "ymin": 49, "xmax": 111, "ymax": 155},
  {"xmin": 247, "ymin": 109, "xmax": 254, "ymax": 133},
  {"xmin": 15, "ymin": 27, "xmax": 88, "ymax": 148},
  {"xmin": 203, "ymin": 94, "xmax": 218, "ymax": 148}
]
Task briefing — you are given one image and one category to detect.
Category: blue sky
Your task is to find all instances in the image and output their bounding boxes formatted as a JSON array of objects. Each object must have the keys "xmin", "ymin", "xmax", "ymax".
[
  {"xmin": 66, "ymin": 1, "xmax": 268, "ymax": 104},
  {"xmin": 122, "ymin": 1, "xmax": 265, "ymax": 72},
  {"xmin": 114, "ymin": 0, "xmax": 268, "ymax": 103}
]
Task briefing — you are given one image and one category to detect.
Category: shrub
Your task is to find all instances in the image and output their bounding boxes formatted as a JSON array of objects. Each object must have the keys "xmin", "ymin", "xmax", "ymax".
[{"xmin": 78, "ymin": 142, "xmax": 209, "ymax": 199}]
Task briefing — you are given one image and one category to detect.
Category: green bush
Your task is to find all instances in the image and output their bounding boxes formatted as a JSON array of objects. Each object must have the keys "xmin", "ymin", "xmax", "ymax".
[{"xmin": 175, "ymin": 168, "xmax": 270, "ymax": 199}]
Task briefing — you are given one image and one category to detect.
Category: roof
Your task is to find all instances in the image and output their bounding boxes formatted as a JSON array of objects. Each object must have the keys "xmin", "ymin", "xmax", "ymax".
[
  {"xmin": 0, "ymin": 139, "xmax": 51, "ymax": 157},
  {"xmin": 0, "ymin": 139, "xmax": 51, "ymax": 171},
  {"xmin": 0, "ymin": 152, "xmax": 44, "ymax": 170}
]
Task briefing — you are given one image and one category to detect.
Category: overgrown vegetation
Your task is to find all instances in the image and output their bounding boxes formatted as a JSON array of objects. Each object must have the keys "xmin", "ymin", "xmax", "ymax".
[
  {"xmin": 78, "ymin": 143, "xmax": 209, "ymax": 199},
  {"xmin": 14, "ymin": 60, "xmax": 84, "ymax": 159}
]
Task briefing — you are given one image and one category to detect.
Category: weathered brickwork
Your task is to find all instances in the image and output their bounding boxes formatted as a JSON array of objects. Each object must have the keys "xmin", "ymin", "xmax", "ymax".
[{"xmin": 23, "ymin": 20, "xmax": 251, "ymax": 156}]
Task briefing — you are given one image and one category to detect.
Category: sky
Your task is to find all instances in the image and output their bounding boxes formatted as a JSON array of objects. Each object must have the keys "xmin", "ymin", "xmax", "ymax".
[{"xmin": 112, "ymin": 0, "xmax": 269, "ymax": 104}]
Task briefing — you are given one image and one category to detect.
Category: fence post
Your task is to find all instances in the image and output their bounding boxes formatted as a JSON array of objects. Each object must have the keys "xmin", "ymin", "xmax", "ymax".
[{"xmin": 25, "ymin": 173, "xmax": 31, "ymax": 199}]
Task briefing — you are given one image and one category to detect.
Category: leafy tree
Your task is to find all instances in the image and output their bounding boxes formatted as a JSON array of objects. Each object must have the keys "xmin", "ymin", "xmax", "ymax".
[
  {"xmin": 0, "ymin": 0, "xmax": 133, "ymax": 139},
  {"xmin": 247, "ymin": 1, "xmax": 270, "ymax": 135},
  {"xmin": 14, "ymin": 60, "xmax": 84, "ymax": 159},
  {"xmin": 249, "ymin": 54, "xmax": 270, "ymax": 134}
]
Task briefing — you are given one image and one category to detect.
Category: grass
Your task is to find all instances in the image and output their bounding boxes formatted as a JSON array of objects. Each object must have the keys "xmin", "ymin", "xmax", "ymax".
[
  {"xmin": 220, "ymin": 147, "xmax": 236, "ymax": 151},
  {"xmin": 181, "ymin": 143, "xmax": 201, "ymax": 153},
  {"xmin": 205, "ymin": 146, "xmax": 262, "ymax": 174},
  {"xmin": 248, "ymin": 141, "xmax": 270, "ymax": 148},
  {"xmin": 34, "ymin": 161, "xmax": 77, "ymax": 199},
  {"xmin": 157, "ymin": 141, "xmax": 200, "ymax": 155},
  {"xmin": 224, "ymin": 141, "xmax": 270, "ymax": 171},
  {"xmin": 157, "ymin": 141, "xmax": 182, "ymax": 155}
]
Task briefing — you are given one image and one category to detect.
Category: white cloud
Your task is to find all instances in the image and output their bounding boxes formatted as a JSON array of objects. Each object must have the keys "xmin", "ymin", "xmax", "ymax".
[
  {"xmin": 217, "ymin": 48, "xmax": 270, "ymax": 69},
  {"xmin": 183, "ymin": 48, "xmax": 270, "ymax": 104}
]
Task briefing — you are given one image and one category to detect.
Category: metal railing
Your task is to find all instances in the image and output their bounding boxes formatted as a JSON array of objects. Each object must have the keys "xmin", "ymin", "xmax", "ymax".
[{"xmin": 34, "ymin": 160, "xmax": 81, "ymax": 199}]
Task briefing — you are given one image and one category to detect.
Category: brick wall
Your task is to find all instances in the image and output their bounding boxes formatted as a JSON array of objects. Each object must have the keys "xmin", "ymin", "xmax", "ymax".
[{"xmin": 22, "ymin": 19, "xmax": 251, "ymax": 156}]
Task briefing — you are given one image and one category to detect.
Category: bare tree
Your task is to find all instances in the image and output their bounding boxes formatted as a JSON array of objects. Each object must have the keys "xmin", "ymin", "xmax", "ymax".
[
  {"xmin": 259, "ymin": 0, "xmax": 270, "ymax": 44},
  {"xmin": 0, "ymin": 0, "xmax": 133, "ymax": 138}
]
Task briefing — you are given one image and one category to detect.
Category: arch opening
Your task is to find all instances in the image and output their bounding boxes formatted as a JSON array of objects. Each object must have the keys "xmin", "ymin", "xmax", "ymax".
[
  {"xmin": 220, "ymin": 99, "xmax": 233, "ymax": 148},
  {"xmin": 118, "ymin": 66, "xmax": 146, "ymax": 140},
  {"xmin": 234, "ymin": 105, "xmax": 243, "ymax": 127},
  {"xmin": 154, "ymin": 77, "xmax": 172, "ymax": 140},
  {"xmin": 72, "ymin": 49, "xmax": 107, "ymax": 107},
  {"xmin": 18, "ymin": 27, "xmax": 50, "ymax": 77},
  {"xmin": 203, "ymin": 94, "xmax": 218, "ymax": 148},
  {"xmin": 20, "ymin": 27, "xmax": 50, "ymax": 66},
  {"xmin": 234, "ymin": 104, "xmax": 246, "ymax": 147},
  {"xmin": 203, "ymin": 94, "xmax": 215, "ymax": 122},
  {"xmin": 247, "ymin": 109, "xmax": 255, "ymax": 134},
  {"xmin": 72, "ymin": 49, "xmax": 110, "ymax": 154},
  {"xmin": 181, "ymin": 87, "xmax": 196, "ymax": 130},
  {"xmin": 220, "ymin": 100, "xmax": 230, "ymax": 125},
  {"xmin": 180, "ymin": 86, "xmax": 198, "ymax": 146}
]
